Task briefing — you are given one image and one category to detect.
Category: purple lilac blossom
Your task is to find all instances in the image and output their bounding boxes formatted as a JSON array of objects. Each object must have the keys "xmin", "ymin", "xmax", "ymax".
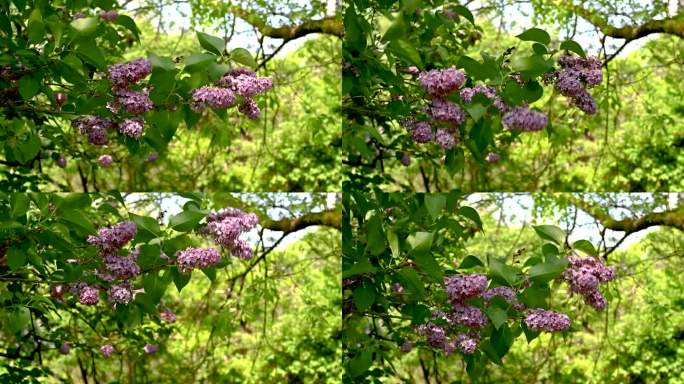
[
  {"xmin": 56, "ymin": 154, "xmax": 67, "ymax": 168},
  {"xmin": 100, "ymin": 10, "xmax": 118, "ymax": 21},
  {"xmin": 87, "ymin": 221, "xmax": 137, "ymax": 254},
  {"xmin": 482, "ymin": 286, "xmax": 525, "ymax": 310},
  {"xmin": 502, "ymin": 106, "xmax": 548, "ymax": 132},
  {"xmin": 435, "ymin": 128, "xmax": 457, "ymax": 149},
  {"xmin": 107, "ymin": 58, "xmax": 152, "ymax": 89},
  {"xmin": 115, "ymin": 89, "xmax": 154, "ymax": 114},
  {"xmin": 450, "ymin": 303, "xmax": 488, "ymax": 328},
  {"xmin": 79, "ymin": 285, "xmax": 99, "ymax": 305},
  {"xmin": 200, "ymin": 208, "xmax": 259, "ymax": 259},
  {"xmin": 175, "ymin": 247, "xmax": 222, "ymax": 273},
  {"xmin": 59, "ymin": 342, "xmax": 71, "ymax": 354},
  {"xmin": 160, "ymin": 310, "xmax": 177, "ymax": 323},
  {"xmin": 418, "ymin": 68, "xmax": 465, "ymax": 98},
  {"xmin": 72, "ymin": 116, "xmax": 113, "ymax": 145},
  {"xmin": 524, "ymin": 309, "xmax": 571, "ymax": 332},
  {"xmin": 98, "ymin": 155, "xmax": 113, "ymax": 167},
  {"xmin": 426, "ymin": 99, "xmax": 467, "ymax": 124},
  {"xmin": 238, "ymin": 98, "xmax": 260, "ymax": 119},
  {"xmin": 444, "ymin": 273, "xmax": 488, "ymax": 302},
  {"xmin": 119, "ymin": 118, "xmax": 144, "ymax": 138},
  {"xmin": 101, "ymin": 344, "xmax": 114, "ymax": 358},
  {"xmin": 485, "ymin": 152, "xmax": 501, "ymax": 163},
  {"xmin": 107, "ymin": 283, "xmax": 133, "ymax": 305},
  {"xmin": 143, "ymin": 343, "xmax": 157, "ymax": 354},
  {"xmin": 454, "ymin": 333, "xmax": 478, "ymax": 354},
  {"xmin": 190, "ymin": 86, "xmax": 236, "ymax": 111}
]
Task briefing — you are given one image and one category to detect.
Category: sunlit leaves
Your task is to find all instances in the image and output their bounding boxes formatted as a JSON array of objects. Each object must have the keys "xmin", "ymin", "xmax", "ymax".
[{"xmin": 516, "ymin": 27, "xmax": 551, "ymax": 45}]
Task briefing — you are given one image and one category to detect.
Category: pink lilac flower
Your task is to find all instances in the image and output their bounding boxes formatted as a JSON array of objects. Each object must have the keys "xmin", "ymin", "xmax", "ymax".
[
  {"xmin": 98, "ymin": 155, "xmax": 113, "ymax": 167},
  {"xmin": 175, "ymin": 247, "xmax": 222, "ymax": 273},
  {"xmin": 450, "ymin": 303, "xmax": 488, "ymax": 328},
  {"xmin": 417, "ymin": 323, "xmax": 446, "ymax": 348},
  {"xmin": 238, "ymin": 98, "xmax": 260, "ymax": 119},
  {"xmin": 100, "ymin": 10, "xmax": 118, "ymax": 21},
  {"xmin": 400, "ymin": 152, "xmax": 411, "ymax": 166},
  {"xmin": 410, "ymin": 121, "xmax": 434, "ymax": 143},
  {"xmin": 524, "ymin": 308, "xmax": 570, "ymax": 332},
  {"xmin": 72, "ymin": 116, "xmax": 113, "ymax": 145},
  {"xmin": 59, "ymin": 342, "xmax": 71, "ymax": 354},
  {"xmin": 401, "ymin": 340, "xmax": 413, "ymax": 352},
  {"xmin": 418, "ymin": 68, "xmax": 465, "ymax": 98},
  {"xmin": 160, "ymin": 310, "xmax": 176, "ymax": 323},
  {"xmin": 485, "ymin": 152, "xmax": 501, "ymax": 163},
  {"xmin": 454, "ymin": 333, "xmax": 478, "ymax": 354},
  {"xmin": 56, "ymin": 154, "xmax": 67, "ymax": 168},
  {"xmin": 146, "ymin": 152, "xmax": 158, "ymax": 162},
  {"xmin": 216, "ymin": 70, "xmax": 273, "ymax": 97},
  {"xmin": 190, "ymin": 86, "xmax": 236, "ymax": 111},
  {"xmin": 571, "ymin": 89, "xmax": 597, "ymax": 115},
  {"xmin": 102, "ymin": 250, "xmax": 140, "ymax": 280},
  {"xmin": 107, "ymin": 58, "xmax": 152, "ymax": 89},
  {"xmin": 143, "ymin": 343, "xmax": 157, "ymax": 354},
  {"xmin": 79, "ymin": 285, "xmax": 99, "ymax": 305},
  {"xmin": 459, "ymin": 84, "xmax": 497, "ymax": 103},
  {"xmin": 435, "ymin": 128, "xmax": 457, "ymax": 149},
  {"xmin": 107, "ymin": 283, "xmax": 133, "ymax": 305},
  {"xmin": 444, "ymin": 273, "xmax": 488, "ymax": 303},
  {"xmin": 87, "ymin": 221, "xmax": 137, "ymax": 254},
  {"xmin": 119, "ymin": 118, "xmax": 144, "ymax": 138},
  {"xmin": 100, "ymin": 344, "xmax": 114, "ymax": 358},
  {"xmin": 426, "ymin": 99, "xmax": 467, "ymax": 124},
  {"xmin": 115, "ymin": 90, "xmax": 154, "ymax": 114},
  {"xmin": 502, "ymin": 106, "xmax": 548, "ymax": 132},
  {"xmin": 200, "ymin": 208, "xmax": 258, "ymax": 259},
  {"xmin": 562, "ymin": 255, "xmax": 615, "ymax": 310},
  {"xmin": 550, "ymin": 55, "xmax": 602, "ymax": 114}
]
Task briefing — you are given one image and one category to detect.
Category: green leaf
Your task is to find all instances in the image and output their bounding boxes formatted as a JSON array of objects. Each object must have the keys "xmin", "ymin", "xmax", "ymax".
[
  {"xmin": 528, "ymin": 256, "xmax": 568, "ymax": 283},
  {"xmin": 15, "ymin": 133, "xmax": 41, "ymax": 164},
  {"xmin": 486, "ymin": 306, "xmax": 508, "ymax": 329},
  {"xmin": 402, "ymin": 0, "xmax": 421, "ymax": 13},
  {"xmin": 396, "ymin": 268, "xmax": 425, "ymax": 299},
  {"xmin": 352, "ymin": 283, "xmax": 375, "ymax": 311},
  {"xmin": 458, "ymin": 206, "xmax": 483, "ymax": 229},
  {"xmin": 381, "ymin": 14, "xmax": 406, "ymax": 41},
  {"xmin": 489, "ymin": 257, "xmax": 520, "ymax": 286},
  {"xmin": 407, "ymin": 231, "xmax": 433, "ymax": 256},
  {"xmin": 516, "ymin": 27, "xmax": 550, "ymax": 45},
  {"xmin": 387, "ymin": 229, "xmax": 400, "ymax": 258},
  {"xmin": 519, "ymin": 284, "xmax": 550, "ymax": 308},
  {"xmin": 148, "ymin": 53, "xmax": 175, "ymax": 71},
  {"xmin": 572, "ymin": 239, "xmax": 598, "ymax": 257},
  {"xmin": 342, "ymin": 259, "xmax": 377, "ymax": 278},
  {"xmin": 7, "ymin": 246, "xmax": 27, "ymax": 270},
  {"xmin": 424, "ymin": 194, "xmax": 446, "ymax": 218},
  {"xmin": 413, "ymin": 252, "xmax": 443, "ymax": 282},
  {"xmin": 129, "ymin": 213, "xmax": 161, "ymax": 242},
  {"xmin": 229, "ymin": 48, "xmax": 256, "ymax": 69},
  {"xmin": 388, "ymin": 39, "xmax": 422, "ymax": 67},
  {"xmin": 18, "ymin": 75, "xmax": 39, "ymax": 99},
  {"xmin": 184, "ymin": 53, "xmax": 216, "ymax": 72},
  {"xmin": 201, "ymin": 267, "xmax": 216, "ymax": 282},
  {"xmin": 465, "ymin": 103, "xmax": 487, "ymax": 122},
  {"xmin": 197, "ymin": 31, "xmax": 225, "ymax": 55},
  {"xmin": 76, "ymin": 40, "xmax": 106, "ymax": 69},
  {"xmin": 172, "ymin": 267, "xmax": 191, "ymax": 292},
  {"xmin": 137, "ymin": 244, "xmax": 162, "ymax": 269},
  {"xmin": 10, "ymin": 194, "xmax": 30, "ymax": 218},
  {"xmin": 453, "ymin": 5, "xmax": 474, "ymax": 24},
  {"xmin": 115, "ymin": 15, "xmax": 140, "ymax": 40},
  {"xmin": 522, "ymin": 321, "xmax": 541, "ymax": 343},
  {"xmin": 349, "ymin": 350, "xmax": 372, "ymax": 378},
  {"xmin": 366, "ymin": 214, "xmax": 386, "ymax": 255},
  {"xmin": 8, "ymin": 306, "xmax": 30, "ymax": 333},
  {"xmin": 541, "ymin": 243, "xmax": 559, "ymax": 258},
  {"xmin": 27, "ymin": 9, "xmax": 45, "ymax": 43},
  {"xmin": 491, "ymin": 324, "xmax": 514, "ymax": 358},
  {"xmin": 169, "ymin": 209, "xmax": 206, "ymax": 232},
  {"xmin": 60, "ymin": 210, "xmax": 96, "ymax": 234},
  {"xmin": 532, "ymin": 225, "xmax": 566, "ymax": 245},
  {"xmin": 459, "ymin": 255, "xmax": 484, "ymax": 269},
  {"xmin": 560, "ymin": 39, "xmax": 586, "ymax": 58},
  {"xmin": 401, "ymin": 303, "xmax": 431, "ymax": 324},
  {"xmin": 70, "ymin": 17, "xmax": 99, "ymax": 36}
]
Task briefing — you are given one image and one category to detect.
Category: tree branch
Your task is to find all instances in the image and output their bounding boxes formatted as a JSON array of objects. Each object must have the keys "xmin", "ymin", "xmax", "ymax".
[
  {"xmin": 230, "ymin": 7, "xmax": 343, "ymax": 41},
  {"xmin": 569, "ymin": 197, "xmax": 684, "ymax": 235},
  {"xmin": 568, "ymin": 4, "xmax": 684, "ymax": 41},
  {"xmin": 260, "ymin": 207, "xmax": 341, "ymax": 235}
]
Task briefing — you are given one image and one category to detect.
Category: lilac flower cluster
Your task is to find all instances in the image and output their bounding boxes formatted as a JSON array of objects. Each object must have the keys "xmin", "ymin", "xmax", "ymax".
[
  {"xmin": 100, "ymin": 10, "xmax": 118, "ymax": 21},
  {"xmin": 545, "ymin": 55, "xmax": 602, "ymax": 114},
  {"xmin": 189, "ymin": 68, "xmax": 273, "ymax": 119},
  {"xmin": 190, "ymin": 87, "xmax": 236, "ymax": 112},
  {"xmin": 100, "ymin": 344, "xmax": 114, "ymax": 358},
  {"xmin": 418, "ymin": 68, "xmax": 465, "ymax": 98},
  {"xmin": 78, "ymin": 285, "xmax": 100, "ymax": 305},
  {"xmin": 87, "ymin": 221, "xmax": 137, "ymax": 254},
  {"xmin": 450, "ymin": 303, "xmax": 488, "ymax": 328},
  {"xmin": 59, "ymin": 342, "xmax": 71, "ymax": 354},
  {"xmin": 425, "ymin": 99, "xmax": 466, "ymax": 125},
  {"xmin": 459, "ymin": 84, "xmax": 509, "ymax": 112},
  {"xmin": 482, "ymin": 286, "xmax": 525, "ymax": 311},
  {"xmin": 454, "ymin": 333, "xmax": 479, "ymax": 354},
  {"xmin": 118, "ymin": 118, "xmax": 144, "ymax": 138},
  {"xmin": 98, "ymin": 154, "xmax": 113, "ymax": 167},
  {"xmin": 102, "ymin": 249, "xmax": 140, "ymax": 280},
  {"xmin": 175, "ymin": 247, "xmax": 222, "ymax": 273},
  {"xmin": 72, "ymin": 116, "xmax": 113, "ymax": 145},
  {"xmin": 562, "ymin": 255, "xmax": 615, "ymax": 310},
  {"xmin": 444, "ymin": 273, "xmax": 487, "ymax": 302},
  {"xmin": 107, "ymin": 58, "xmax": 152, "ymax": 90},
  {"xmin": 502, "ymin": 106, "xmax": 548, "ymax": 132},
  {"xmin": 107, "ymin": 283, "xmax": 133, "ymax": 305},
  {"xmin": 416, "ymin": 322, "xmax": 446, "ymax": 348},
  {"xmin": 200, "ymin": 208, "xmax": 259, "ymax": 260},
  {"xmin": 143, "ymin": 343, "xmax": 158, "ymax": 354},
  {"xmin": 56, "ymin": 154, "xmax": 67, "ymax": 168},
  {"xmin": 485, "ymin": 152, "xmax": 501, "ymax": 163},
  {"xmin": 113, "ymin": 89, "xmax": 154, "ymax": 115},
  {"xmin": 524, "ymin": 308, "xmax": 571, "ymax": 332},
  {"xmin": 160, "ymin": 310, "xmax": 177, "ymax": 323}
]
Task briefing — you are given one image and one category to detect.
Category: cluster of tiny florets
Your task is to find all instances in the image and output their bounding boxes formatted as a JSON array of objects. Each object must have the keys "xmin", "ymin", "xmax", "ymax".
[
  {"xmin": 175, "ymin": 247, "xmax": 222, "ymax": 273},
  {"xmin": 98, "ymin": 154, "xmax": 113, "ymax": 167},
  {"xmin": 502, "ymin": 106, "xmax": 548, "ymax": 132},
  {"xmin": 524, "ymin": 308, "xmax": 571, "ymax": 332},
  {"xmin": 102, "ymin": 249, "xmax": 140, "ymax": 280},
  {"xmin": 160, "ymin": 310, "xmax": 177, "ymax": 323},
  {"xmin": 113, "ymin": 89, "xmax": 154, "ymax": 115},
  {"xmin": 118, "ymin": 118, "xmax": 145, "ymax": 138},
  {"xmin": 72, "ymin": 116, "xmax": 113, "ymax": 145},
  {"xmin": 190, "ymin": 87, "xmax": 236, "ymax": 112},
  {"xmin": 100, "ymin": 10, "xmax": 118, "ymax": 22},
  {"xmin": 426, "ymin": 99, "xmax": 466, "ymax": 125},
  {"xmin": 444, "ymin": 273, "xmax": 488, "ymax": 302},
  {"xmin": 200, "ymin": 208, "xmax": 259, "ymax": 260},
  {"xmin": 100, "ymin": 344, "xmax": 114, "ymax": 358},
  {"xmin": 418, "ymin": 68, "xmax": 465, "ymax": 98},
  {"xmin": 450, "ymin": 303, "xmax": 488, "ymax": 328},
  {"xmin": 562, "ymin": 255, "xmax": 615, "ymax": 310},
  {"xmin": 545, "ymin": 55, "xmax": 602, "ymax": 114},
  {"xmin": 78, "ymin": 285, "xmax": 100, "ymax": 305},
  {"xmin": 107, "ymin": 58, "xmax": 152, "ymax": 90},
  {"xmin": 87, "ymin": 221, "xmax": 137, "ymax": 254},
  {"xmin": 107, "ymin": 283, "xmax": 133, "ymax": 305},
  {"xmin": 482, "ymin": 286, "xmax": 526, "ymax": 310}
]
